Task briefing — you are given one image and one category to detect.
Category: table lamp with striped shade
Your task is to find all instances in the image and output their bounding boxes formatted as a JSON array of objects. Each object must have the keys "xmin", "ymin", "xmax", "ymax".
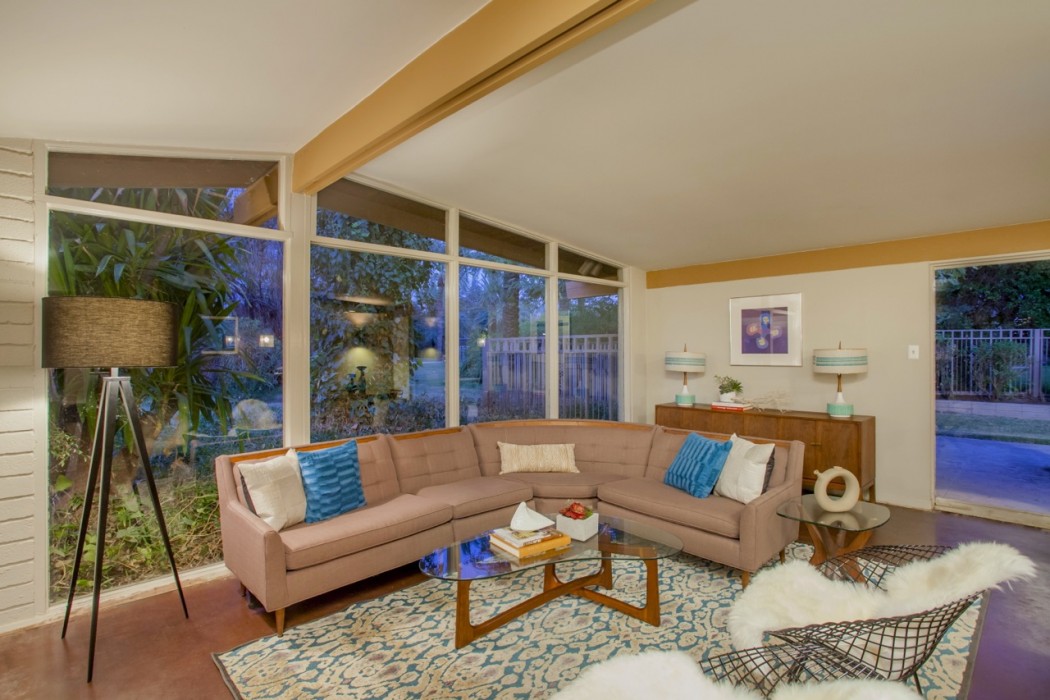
[
  {"xmin": 813, "ymin": 345, "xmax": 868, "ymax": 418},
  {"xmin": 665, "ymin": 347, "xmax": 706, "ymax": 406}
]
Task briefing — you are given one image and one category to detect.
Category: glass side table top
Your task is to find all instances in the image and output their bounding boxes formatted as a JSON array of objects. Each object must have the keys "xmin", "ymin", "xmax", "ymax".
[
  {"xmin": 419, "ymin": 514, "xmax": 683, "ymax": 582},
  {"xmin": 776, "ymin": 494, "xmax": 891, "ymax": 532}
]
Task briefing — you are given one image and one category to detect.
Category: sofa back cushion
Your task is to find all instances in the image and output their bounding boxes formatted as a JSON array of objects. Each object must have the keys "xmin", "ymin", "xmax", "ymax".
[
  {"xmin": 647, "ymin": 427, "xmax": 791, "ymax": 490},
  {"xmin": 389, "ymin": 427, "xmax": 482, "ymax": 494},
  {"xmin": 469, "ymin": 420, "xmax": 655, "ymax": 478}
]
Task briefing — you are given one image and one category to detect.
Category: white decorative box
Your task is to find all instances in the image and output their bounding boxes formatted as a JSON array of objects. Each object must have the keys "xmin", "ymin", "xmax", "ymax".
[{"xmin": 556, "ymin": 513, "xmax": 599, "ymax": 541}]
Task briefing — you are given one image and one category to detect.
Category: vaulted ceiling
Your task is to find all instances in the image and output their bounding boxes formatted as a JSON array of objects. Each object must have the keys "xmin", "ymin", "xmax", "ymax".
[{"xmin": 3, "ymin": 0, "xmax": 1049, "ymax": 271}]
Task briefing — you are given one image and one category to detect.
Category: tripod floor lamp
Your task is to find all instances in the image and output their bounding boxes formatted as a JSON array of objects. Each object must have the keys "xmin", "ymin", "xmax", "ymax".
[{"xmin": 42, "ymin": 296, "xmax": 189, "ymax": 682}]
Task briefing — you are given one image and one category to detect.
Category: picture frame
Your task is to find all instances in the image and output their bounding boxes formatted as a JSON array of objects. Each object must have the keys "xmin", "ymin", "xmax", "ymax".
[
  {"xmin": 729, "ymin": 293, "xmax": 802, "ymax": 366},
  {"xmin": 201, "ymin": 315, "xmax": 239, "ymax": 355}
]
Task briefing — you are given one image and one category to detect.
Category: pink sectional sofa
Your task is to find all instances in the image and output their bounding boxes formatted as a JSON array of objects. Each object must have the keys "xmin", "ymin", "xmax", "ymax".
[{"xmin": 215, "ymin": 419, "xmax": 804, "ymax": 634}]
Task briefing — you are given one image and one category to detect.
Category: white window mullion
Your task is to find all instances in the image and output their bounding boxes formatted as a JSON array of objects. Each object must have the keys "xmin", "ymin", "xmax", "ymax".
[
  {"xmin": 285, "ymin": 184, "xmax": 313, "ymax": 445},
  {"xmin": 546, "ymin": 243, "xmax": 559, "ymax": 419},
  {"xmin": 446, "ymin": 209, "xmax": 461, "ymax": 427}
]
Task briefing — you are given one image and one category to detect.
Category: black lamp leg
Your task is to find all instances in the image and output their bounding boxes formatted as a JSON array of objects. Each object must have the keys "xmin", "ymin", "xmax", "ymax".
[
  {"xmin": 60, "ymin": 382, "xmax": 109, "ymax": 640},
  {"xmin": 117, "ymin": 377, "xmax": 188, "ymax": 618},
  {"xmin": 86, "ymin": 377, "xmax": 119, "ymax": 682}
]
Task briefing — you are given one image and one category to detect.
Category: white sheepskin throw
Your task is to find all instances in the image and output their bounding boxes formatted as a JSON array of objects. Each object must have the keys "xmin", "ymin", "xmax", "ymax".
[
  {"xmin": 772, "ymin": 679, "xmax": 918, "ymax": 700},
  {"xmin": 549, "ymin": 651, "xmax": 760, "ymax": 700},
  {"xmin": 728, "ymin": 561, "xmax": 882, "ymax": 649},
  {"xmin": 729, "ymin": 542, "xmax": 1035, "ymax": 650},
  {"xmin": 878, "ymin": 541, "xmax": 1036, "ymax": 617}
]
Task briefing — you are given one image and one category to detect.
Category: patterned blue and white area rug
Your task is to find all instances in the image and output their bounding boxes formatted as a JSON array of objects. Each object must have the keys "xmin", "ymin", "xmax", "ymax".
[{"xmin": 213, "ymin": 546, "xmax": 981, "ymax": 699}]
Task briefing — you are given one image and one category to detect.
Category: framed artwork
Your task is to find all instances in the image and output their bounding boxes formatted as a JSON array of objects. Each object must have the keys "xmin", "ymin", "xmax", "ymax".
[
  {"xmin": 202, "ymin": 315, "xmax": 238, "ymax": 355},
  {"xmin": 729, "ymin": 293, "xmax": 802, "ymax": 366}
]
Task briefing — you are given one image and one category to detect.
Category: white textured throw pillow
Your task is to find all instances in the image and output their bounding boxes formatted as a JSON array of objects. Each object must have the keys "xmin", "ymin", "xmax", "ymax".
[
  {"xmin": 714, "ymin": 434, "xmax": 776, "ymax": 504},
  {"xmin": 498, "ymin": 442, "xmax": 579, "ymax": 474},
  {"xmin": 238, "ymin": 449, "xmax": 307, "ymax": 531}
]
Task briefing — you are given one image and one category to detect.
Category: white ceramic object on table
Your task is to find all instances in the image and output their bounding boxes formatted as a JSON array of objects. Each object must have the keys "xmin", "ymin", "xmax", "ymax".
[{"xmin": 812, "ymin": 466, "xmax": 861, "ymax": 512}]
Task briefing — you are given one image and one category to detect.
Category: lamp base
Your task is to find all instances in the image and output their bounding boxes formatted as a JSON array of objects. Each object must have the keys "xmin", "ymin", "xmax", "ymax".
[
  {"xmin": 675, "ymin": 393, "xmax": 696, "ymax": 406},
  {"xmin": 827, "ymin": 401, "xmax": 854, "ymax": 418}
]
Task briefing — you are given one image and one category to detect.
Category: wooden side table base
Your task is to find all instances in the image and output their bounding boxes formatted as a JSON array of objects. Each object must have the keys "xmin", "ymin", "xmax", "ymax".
[{"xmin": 804, "ymin": 522, "xmax": 875, "ymax": 566}]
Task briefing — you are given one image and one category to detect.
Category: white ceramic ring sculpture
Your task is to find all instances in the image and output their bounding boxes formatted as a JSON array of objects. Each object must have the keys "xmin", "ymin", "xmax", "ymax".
[{"xmin": 813, "ymin": 466, "xmax": 861, "ymax": 512}]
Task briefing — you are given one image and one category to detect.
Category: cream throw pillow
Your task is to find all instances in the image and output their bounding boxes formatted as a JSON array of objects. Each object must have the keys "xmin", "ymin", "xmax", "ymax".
[
  {"xmin": 497, "ymin": 442, "xmax": 579, "ymax": 474},
  {"xmin": 713, "ymin": 434, "xmax": 775, "ymax": 504},
  {"xmin": 238, "ymin": 449, "xmax": 307, "ymax": 531}
]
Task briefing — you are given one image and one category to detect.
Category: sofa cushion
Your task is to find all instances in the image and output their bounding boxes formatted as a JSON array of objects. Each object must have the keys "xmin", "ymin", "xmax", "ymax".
[
  {"xmin": 298, "ymin": 440, "xmax": 367, "ymax": 523},
  {"xmin": 389, "ymin": 428, "xmax": 482, "ymax": 493},
  {"xmin": 499, "ymin": 471, "xmax": 627, "ymax": 500},
  {"xmin": 598, "ymin": 477, "xmax": 743, "ymax": 539},
  {"xmin": 416, "ymin": 476, "xmax": 533, "ymax": 519},
  {"xmin": 237, "ymin": 449, "xmax": 306, "ymax": 531},
  {"xmin": 714, "ymin": 434, "xmax": 777, "ymax": 504},
  {"xmin": 353, "ymin": 435, "xmax": 402, "ymax": 505},
  {"xmin": 498, "ymin": 442, "xmax": 578, "ymax": 474},
  {"xmin": 281, "ymin": 493, "xmax": 453, "ymax": 570},
  {"xmin": 663, "ymin": 433, "xmax": 732, "ymax": 498},
  {"xmin": 470, "ymin": 421, "xmax": 655, "ymax": 478}
]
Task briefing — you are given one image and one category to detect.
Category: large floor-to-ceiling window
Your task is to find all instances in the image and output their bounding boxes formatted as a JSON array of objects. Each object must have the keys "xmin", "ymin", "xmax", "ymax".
[
  {"xmin": 43, "ymin": 155, "xmax": 626, "ymax": 601},
  {"xmin": 45, "ymin": 151, "xmax": 287, "ymax": 601}
]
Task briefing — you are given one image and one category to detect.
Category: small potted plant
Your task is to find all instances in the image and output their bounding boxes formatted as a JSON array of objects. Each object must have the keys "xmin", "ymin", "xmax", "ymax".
[{"xmin": 716, "ymin": 375, "xmax": 743, "ymax": 402}]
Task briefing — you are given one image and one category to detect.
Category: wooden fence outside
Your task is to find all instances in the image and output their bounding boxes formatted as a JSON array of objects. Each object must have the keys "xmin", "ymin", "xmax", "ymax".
[{"xmin": 482, "ymin": 334, "xmax": 619, "ymax": 419}]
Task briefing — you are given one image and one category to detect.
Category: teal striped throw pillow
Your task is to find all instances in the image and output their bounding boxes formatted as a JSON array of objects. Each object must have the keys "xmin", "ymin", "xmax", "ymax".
[
  {"xmin": 663, "ymin": 433, "xmax": 733, "ymax": 498},
  {"xmin": 298, "ymin": 440, "xmax": 367, "ymax": 523}
]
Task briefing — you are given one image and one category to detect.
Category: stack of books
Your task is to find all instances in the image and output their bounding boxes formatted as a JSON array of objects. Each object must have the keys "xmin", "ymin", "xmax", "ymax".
[
  {"xmin": 489, "ymin": 527, "xmax": 571, "ymax": 558},
  {"xmin": 710, "ymin": 401, "xmax": 753, "ymax": 411}
]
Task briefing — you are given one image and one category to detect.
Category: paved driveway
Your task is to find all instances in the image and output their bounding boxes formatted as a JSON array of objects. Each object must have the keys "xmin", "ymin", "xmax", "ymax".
[{"xmin": 937, "ymin": 436, "xmax": 1050, "ymax": 514}]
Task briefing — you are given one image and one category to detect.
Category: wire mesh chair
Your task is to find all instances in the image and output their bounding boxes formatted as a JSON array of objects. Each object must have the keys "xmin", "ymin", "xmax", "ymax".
[
  {"xmin": 817, "ymin": 544, "xmax": 951, "ymax": 588},
  {"xmin": 702, "ymin": 544, "xmax": 979, "ymax": 697},
  {"xmin": 701, "ymin": 641, "xmax": 885, "ymax": 698},
  {"xmin": 769, "ymin": 591, "xmax": 982, "ymax": 695}
]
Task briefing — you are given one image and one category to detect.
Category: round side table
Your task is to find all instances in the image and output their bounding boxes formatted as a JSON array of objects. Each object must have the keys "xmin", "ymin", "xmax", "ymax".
[{"xmin": 776, "ymin": 494, "xmax": 891, "ymax": 565}]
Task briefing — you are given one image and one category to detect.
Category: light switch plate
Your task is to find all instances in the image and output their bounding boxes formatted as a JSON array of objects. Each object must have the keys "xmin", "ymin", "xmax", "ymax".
[{"xmin": 908, "ymin": 345, "xmax": 920, "ymax": 359}]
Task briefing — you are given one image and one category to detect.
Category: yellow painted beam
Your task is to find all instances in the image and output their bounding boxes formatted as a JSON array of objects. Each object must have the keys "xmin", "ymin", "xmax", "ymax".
[
  {"xmin": 293, "ymin": 0, "xmax": 656, "ymax": 194},
  {"xmin": 646, "ymin": 220, "xmax": 1050, "ymax": 288}
]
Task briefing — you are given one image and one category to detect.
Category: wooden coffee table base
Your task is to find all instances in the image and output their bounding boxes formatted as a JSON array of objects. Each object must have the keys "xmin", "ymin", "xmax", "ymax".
[{"xmin": 454, "ymin": 557, "xmax": 661, "ymax": 648}]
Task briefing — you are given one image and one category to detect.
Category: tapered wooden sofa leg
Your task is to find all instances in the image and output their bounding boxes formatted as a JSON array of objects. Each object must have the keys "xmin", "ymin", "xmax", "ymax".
[
  {"xmin": 739, "ymin": 570, "xmax": 751, "ymax": 588},
  {"xmin": 275, "ymin": 608, "xmax": 285, "ymax": 636}
]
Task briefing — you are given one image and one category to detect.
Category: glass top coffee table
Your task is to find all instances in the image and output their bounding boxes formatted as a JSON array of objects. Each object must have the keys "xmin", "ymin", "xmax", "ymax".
[
  {"xmin": 777, "ymin": 494, "xmax": 891, "ymax": 565},
  {"xmin": 419, "ymin": 514, "xmax": 683, "ymax": 648}
]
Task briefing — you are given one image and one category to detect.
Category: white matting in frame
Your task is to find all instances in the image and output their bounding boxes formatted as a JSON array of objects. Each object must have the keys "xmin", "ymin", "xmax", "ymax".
[{"xmin": 729, "ymin": 293, "xmax": 802, "ymax": 366}]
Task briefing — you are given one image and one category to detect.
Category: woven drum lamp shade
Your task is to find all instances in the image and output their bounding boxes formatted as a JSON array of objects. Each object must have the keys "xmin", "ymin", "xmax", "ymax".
[
  {"xmin": 812, "ymin": 348, "xmax": 868, "ymax": 375},
  {"xmin": 42, "ymin": 296, "xmax": 179, "ymax": 369},
  {"xmin": 664, "ymin": 351, "xmax": 706, "ymax": 374}
]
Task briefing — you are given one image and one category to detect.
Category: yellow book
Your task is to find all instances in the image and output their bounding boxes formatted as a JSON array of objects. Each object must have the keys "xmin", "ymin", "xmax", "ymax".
[{"xmin": 490, "ymin": 532, "xmax": 571, "ymax": 559}]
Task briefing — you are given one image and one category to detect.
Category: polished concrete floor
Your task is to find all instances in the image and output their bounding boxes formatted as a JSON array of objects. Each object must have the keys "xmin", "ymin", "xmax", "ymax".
[{"xmin": 0, "ymin": 506, "xmax": 1047, "ymax": 699}]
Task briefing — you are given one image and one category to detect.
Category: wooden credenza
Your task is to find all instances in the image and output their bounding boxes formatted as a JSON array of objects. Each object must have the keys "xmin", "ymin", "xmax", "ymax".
[{"xmin": 654, "ymin": 403, "xmax": 876, "ymax": 501}]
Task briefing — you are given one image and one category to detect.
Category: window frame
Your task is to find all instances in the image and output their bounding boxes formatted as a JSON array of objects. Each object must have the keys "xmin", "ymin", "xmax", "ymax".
[{"xmin": 310, "ymin": 174, "xmax": 627, "ymax": 425}]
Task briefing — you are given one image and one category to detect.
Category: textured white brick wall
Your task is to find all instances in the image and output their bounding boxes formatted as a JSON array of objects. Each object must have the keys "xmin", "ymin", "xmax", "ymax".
[{"xmin": 0, "ymin": 138, "xmax": 40, "ymax": 626}]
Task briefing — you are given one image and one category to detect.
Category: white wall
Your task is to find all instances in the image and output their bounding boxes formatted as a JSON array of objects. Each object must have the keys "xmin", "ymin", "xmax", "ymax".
[
  {"xmin": 642, "ymin": 263, "xmax": 935, "ymax": 509},
  {"xmin": 0, "ymin": 138, "xmax": 45, "ymax": 626}
]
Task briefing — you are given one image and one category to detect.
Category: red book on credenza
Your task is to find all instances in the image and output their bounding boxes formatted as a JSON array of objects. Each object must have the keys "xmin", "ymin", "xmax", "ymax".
[{"xmin": 709, "ymin": 401, "xmax": 753, "ymax": 411}]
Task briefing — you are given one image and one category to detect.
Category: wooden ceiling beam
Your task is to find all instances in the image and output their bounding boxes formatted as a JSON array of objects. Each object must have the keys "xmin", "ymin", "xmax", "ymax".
[{"xmin": 293, "ymin": 0, "xmax": 656, "ymax": 195}]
